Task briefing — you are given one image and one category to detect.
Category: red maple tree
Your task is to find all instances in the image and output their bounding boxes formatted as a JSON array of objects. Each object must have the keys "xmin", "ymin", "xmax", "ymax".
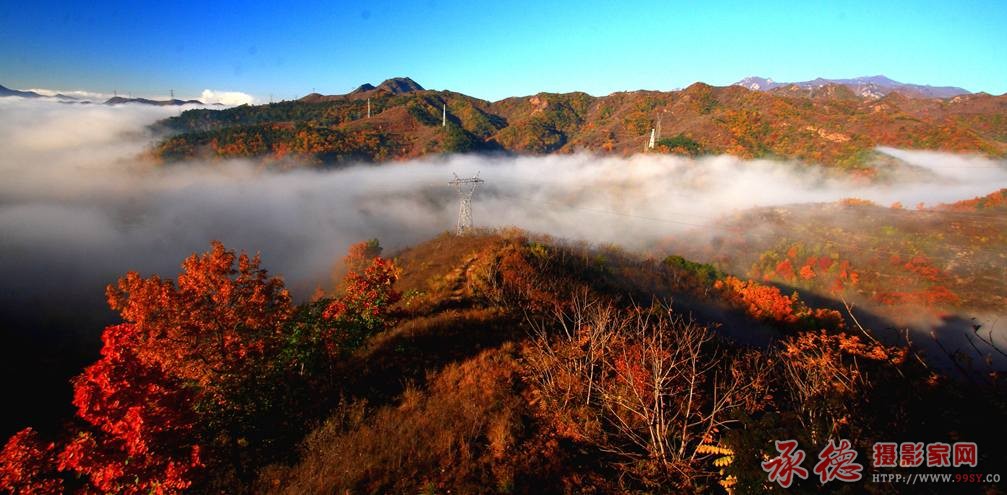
[
  {"xmin": 323, "ymin": 251, "xmax": 401, "ymax": 352},
  {"xmin": 0, "ymin": 428, "xmax": 63, "ymax": 495},
  {"xmin": 58, "ymin": 323, "xmax": 202, "ymax": 494},
  {"xmin": 106, "ymin": 241, "xmax": 293, "ymax": 394}
]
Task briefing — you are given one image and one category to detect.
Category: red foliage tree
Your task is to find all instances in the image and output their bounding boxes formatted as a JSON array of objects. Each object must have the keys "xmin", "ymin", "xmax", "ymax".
[
  {"xmin": 104, "ymin": 241, "xmax": 294, "ymax": 481},
  {"xmin": 0, "ymin": 428, "xmax": 63, "ymax": 495},
  {"xmin": 58, "ymin": 323, "xmax": 202, "ymax": 494},
  {"xmin": 775, "ymin": 259, "xmax": 795, "ymax": 281},
  {"xmin": 323, "ymin": 255, "xmax": 401, "ymax": 351},
  {"xmin": 2, "ymin": 242, "xmax": 299, "ymax": 493},
  {"xmin": 106, "ymin": 240, "xmax": 293, "ymax": 401},
  {"xmin": 716, "ymin": 276, "xmax": 799, "ymax": 324}
]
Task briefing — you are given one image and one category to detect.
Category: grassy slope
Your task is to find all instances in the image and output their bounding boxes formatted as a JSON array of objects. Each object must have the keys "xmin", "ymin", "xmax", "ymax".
[
  {"xmin": 257, "ymin": 231, "xmax": 738, "ymax": 493},
  {"xmin": 665, "ymin": 197, "xmax": 1007, "ymax": 315},
  {"xmin": 254, "ymin": 229, "xmax": 1005, "ymax": 494}
]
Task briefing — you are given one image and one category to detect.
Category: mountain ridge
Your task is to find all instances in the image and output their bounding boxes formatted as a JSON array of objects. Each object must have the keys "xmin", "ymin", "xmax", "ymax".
[
  {"xmin": 734, "ymin": 75, "xmax": 970, "ymax": 99},
  {"xmin": 1, "ymin": 84, "xmax": 212, "ymax": 105},
  {"xmin": 155, "ymin": 76, "xmax": 1007, "ymax": 167},
  {"xmin": 104, "ymin": 96, "xmax": 205, "ymax": 106},
  {"xmin": 0, "ymin": 84, "xmax": 45, "ymax": 98}
]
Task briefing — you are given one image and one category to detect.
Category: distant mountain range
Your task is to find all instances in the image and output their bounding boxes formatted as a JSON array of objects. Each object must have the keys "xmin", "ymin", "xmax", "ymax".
[
  {"xmin": 1, "ymin": 84, "xmax": 43, "ymax": 98},
  {"xmin": 104, "ymin": 96, "xmax": 205, "ymax": 106},
  {"xmin": 153, "ymin": 76, "xmax": 1007, "ymax": 167},
  {"xmin": 1, "ymin": 84, "xmax": 207, "ymax": 105},
  {"xmin": 0, "ymin": 84, "xmax": 78, "ymax": 99},
  {"xmin": 734, "ymin": 75, "xmax": 970, "ymax": 99}
]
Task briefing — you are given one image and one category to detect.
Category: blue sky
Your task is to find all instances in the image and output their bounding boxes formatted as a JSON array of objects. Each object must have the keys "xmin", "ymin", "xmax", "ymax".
[{"xmin": 1, "ymin": 0, "xmax": 1005, "ymax": 102}]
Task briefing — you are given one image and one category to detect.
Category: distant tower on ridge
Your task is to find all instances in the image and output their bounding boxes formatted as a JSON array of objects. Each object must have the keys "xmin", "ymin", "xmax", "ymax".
[
  {"xmin": 367, "ymin": 97, "xmax": 371, "ymax": 118},
  {"xmin": 442, "ymin": 103, "xmax": 447, "ymax": 127}
]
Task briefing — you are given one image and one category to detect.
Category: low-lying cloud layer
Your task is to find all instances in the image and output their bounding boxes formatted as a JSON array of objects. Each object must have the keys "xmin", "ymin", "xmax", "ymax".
[
  {"xmin": 3, "ymin": 96, "xmax": 1006, "ymax": 300},
  {"xmin": 13, "ymin": 87, "xmax": 255, "ymax": 104},
  {"xmin": 26, "ymin": 88, "xmax": 114, "ymax": 100}
]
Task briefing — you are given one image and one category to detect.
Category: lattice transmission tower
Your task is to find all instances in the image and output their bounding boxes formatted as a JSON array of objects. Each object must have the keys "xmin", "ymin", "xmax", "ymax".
[{"xmin": 449, "ymin": 173, "xmax": 484, "ymax": 235}]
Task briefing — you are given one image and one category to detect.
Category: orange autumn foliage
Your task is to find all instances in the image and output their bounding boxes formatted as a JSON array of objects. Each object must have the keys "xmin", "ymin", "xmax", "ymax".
[
  {"xmin": 714, "ymin": 276, "xmax": 843, "ymax": 332},
  {"xmin": 779, "ymin": 330, "xmax": 907, "ymax": 442},
  {"xmin": 839, "ymin": 197, "xmax": 876, "ymax": 207},
  {"xmin": 323, "ymin": 255, "xmax": 401, "ymax": 351},
  {"xmin": 105, "ymin": 241, "xmax": 293, "ymax": 395},
  {"xmin": 784, "ymin": 330, "xmax": 906, "ymax": 369},
  {"xmin": 938, "ymin": 188, "xmax": 1007, "ymax": 211}
]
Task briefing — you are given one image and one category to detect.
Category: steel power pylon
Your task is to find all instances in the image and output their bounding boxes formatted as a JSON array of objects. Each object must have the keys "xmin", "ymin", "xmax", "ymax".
[{"xmin": 449, "ymin": 173, "xmax": 484, "ymax": 235}]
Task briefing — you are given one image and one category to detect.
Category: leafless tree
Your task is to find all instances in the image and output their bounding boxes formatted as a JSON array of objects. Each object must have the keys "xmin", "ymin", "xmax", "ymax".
[{"xmin": 524, "ymin": 293, "xmax": 766, "ymax": 477}]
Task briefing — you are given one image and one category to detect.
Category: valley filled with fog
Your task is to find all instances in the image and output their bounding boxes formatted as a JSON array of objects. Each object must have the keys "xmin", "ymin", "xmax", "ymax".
[{"xmin": 4, "ymin": 98, "xmax": 1006, "ymax": 295}]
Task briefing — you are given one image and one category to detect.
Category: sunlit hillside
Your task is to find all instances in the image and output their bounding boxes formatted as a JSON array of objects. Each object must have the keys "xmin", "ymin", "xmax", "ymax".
[{"xmin": 154, "ymin": 79, "xmax": 1007, "ymax": 168}]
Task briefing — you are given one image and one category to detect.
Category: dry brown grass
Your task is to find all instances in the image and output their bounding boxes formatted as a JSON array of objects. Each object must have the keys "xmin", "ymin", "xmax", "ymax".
[
  {"xmin": 257, "ymin": 344, "xmax": 528, "ymax": 494},
  {"xmin": 258, "ymin": 230, "xmax": 960, "ymax": 493}
]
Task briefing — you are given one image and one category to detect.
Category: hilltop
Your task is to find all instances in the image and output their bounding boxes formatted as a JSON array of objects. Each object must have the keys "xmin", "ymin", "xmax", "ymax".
[
  {"xmin": 298, "ymin": 77, "xmax": 424, "ymax": 104},
  {"xmin": 153, "ymin": 77, "xmax": 1007, "ymax": 167},
  {"xmin": 351, "ymin": 76, "xmax": 425, "ymax": 96},
  {"xmin": 0, "ymin": 84, "xmax": 81, "ymax": 100},
  {"xmin": 0, "ymin": 84, "xmax": 45, "ymax": 98},
  {"xmin": 3, "ymin": 229, "xmax": 1002, "ymax": 493}
]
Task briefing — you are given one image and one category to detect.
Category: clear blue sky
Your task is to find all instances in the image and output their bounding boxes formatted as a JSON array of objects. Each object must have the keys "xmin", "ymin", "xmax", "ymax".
[{"xmin": 1, "ymin": 0, "xmax": 1005, "ymax": 101}]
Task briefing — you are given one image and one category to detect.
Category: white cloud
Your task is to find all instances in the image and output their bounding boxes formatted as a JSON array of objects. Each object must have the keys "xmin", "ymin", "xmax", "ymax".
[{"xmin": 199, "ymin": 89, "xmax": 256, "ymax": 106}]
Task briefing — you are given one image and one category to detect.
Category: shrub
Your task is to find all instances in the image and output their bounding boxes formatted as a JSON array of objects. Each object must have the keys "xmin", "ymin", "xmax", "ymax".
[
  {"xmin": 714, "ymin": 276, "xmax": 844, "ymax": 332},
  {"xmin": 523, "ymin": 296, "xmax": 768, "ymax": 487},
  {"xmin": 656, "ymin": 134, "xmax": 704, "ymax": 156}
]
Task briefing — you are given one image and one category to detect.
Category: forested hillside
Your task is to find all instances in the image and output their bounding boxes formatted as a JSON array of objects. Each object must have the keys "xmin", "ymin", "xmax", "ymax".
[{"xmin": 153, "ymin": 78, "xmax": 1007, "ymax": 167}]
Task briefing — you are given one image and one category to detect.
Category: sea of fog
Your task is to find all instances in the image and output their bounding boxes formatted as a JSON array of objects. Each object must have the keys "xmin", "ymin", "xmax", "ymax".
[{"xmin": 3, "ymin": 97, "xmax": 1007, "ymax": 299}]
